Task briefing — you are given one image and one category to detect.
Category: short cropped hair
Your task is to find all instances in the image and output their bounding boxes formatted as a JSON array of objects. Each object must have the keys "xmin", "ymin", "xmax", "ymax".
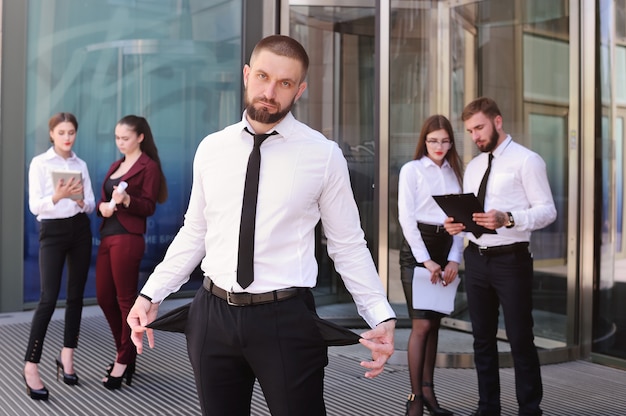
[
  {"xmin": 250, "ymin": 35, "xmax": 310, "ymax": 82},
  {"xmin": 461, "ymin": 97, "xmax": 502, "ymax": 121}
]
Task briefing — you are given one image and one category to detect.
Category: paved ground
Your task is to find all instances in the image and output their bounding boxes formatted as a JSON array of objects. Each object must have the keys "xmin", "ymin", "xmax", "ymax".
[{"xmin": 1, "ymin": 299, "xmax": 626, "ymax": 415}]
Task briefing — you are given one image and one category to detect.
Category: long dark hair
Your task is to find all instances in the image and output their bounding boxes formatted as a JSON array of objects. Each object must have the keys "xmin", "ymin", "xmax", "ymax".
[
  {"xmin": 413, "ymin": 114, "xmax": 463, "ymax": 187},
  {"xmin": 117, "ymin": 115, "xmax": 168, "ymax": 203},
  {"xmin": 48, "ymin": 112, "xmax": 78, "ymax": 143}
]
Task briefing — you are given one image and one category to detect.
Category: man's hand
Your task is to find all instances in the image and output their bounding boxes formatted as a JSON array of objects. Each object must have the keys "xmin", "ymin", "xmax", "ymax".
[
  {"xmin": 443, "ymin": 216, "xmax": 465, "ymax": 235},
  {"xmin": 472, "ymin": 209, "xmax": 506, "ymax": 230},
  {"xmin": 358, "ymin": 319, "xmax": 395, "ymax": 379},
  {"xmin": 127, "ymin": 296, "xmax": 159, "ymax": 354}
]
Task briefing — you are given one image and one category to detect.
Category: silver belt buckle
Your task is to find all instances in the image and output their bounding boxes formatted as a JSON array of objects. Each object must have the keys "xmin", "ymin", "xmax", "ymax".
[
  {"xmin": 478, "ymin": 246, "xmax": 488, "ymax": 255},
  {"xmin": 226, "ymin": 291, "xmax": 249, "ymax": 306}
]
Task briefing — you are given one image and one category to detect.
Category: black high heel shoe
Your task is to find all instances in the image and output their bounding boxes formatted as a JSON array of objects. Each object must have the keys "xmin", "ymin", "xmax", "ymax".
[
  {"xmin": 102, "ymin": 362, "xmax": 135, "ymax": 390},
  {"xmin": 105, "ymin": 362, "xmax": 114, "ymax": 375},
  {"xmin": 421, "ymin": 382, "xmax": 453, "ymax": 416},
  {"xmin": 405, "ymin": 393, "xmax": 423, "ymax": 416},
  {"xmin": 106, "ymin": 361, "xmax": 135, "ymax": 376},
  {"xmin": 22, "ymin": 372, "xmax": 49, "ymax": 400},
  {"xmin": 55, "ymin": 356, "xmax": 79, "ymax": 385}
]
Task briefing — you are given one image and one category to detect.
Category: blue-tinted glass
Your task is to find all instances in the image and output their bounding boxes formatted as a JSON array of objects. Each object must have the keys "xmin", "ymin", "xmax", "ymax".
[{"xmin": 23, "ymin": 0, "xmax": 242, "ymax": 303}]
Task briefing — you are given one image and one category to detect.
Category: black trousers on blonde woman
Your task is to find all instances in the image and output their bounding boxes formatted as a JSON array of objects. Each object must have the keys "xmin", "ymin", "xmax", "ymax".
[{"xmin": 24, "ymin": 213, "xmax": 92, "ymax": 363}]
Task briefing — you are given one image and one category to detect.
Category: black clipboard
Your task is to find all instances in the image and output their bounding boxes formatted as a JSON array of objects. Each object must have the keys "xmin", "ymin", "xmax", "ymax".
[{"xmin": 432, "ymin": 193, "xmax": 497, "ymax": 238}]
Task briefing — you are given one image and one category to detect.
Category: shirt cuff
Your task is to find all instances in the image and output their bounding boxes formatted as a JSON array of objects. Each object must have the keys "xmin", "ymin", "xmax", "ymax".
[
  {"xmin": 377, "ymin": 317, "xmax": 397, "ymax": 326},
  {"xmin": 138, "ymin": 293, "xmax": 153, "ymax": 302}
]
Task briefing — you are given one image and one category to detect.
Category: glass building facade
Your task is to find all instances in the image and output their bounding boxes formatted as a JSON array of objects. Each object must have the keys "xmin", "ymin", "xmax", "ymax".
[{"xmin": 1, "ymin": 0, "xmax": 625, "ymax": 368}]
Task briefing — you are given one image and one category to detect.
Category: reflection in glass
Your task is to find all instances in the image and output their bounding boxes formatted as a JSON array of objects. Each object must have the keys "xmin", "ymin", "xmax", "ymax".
[
  {"xmin": 23, "ymin": 0, "xmax": 242, "ymax": 303},
  {"xmin": 595, "ymin": 0, "xmax": 626, "ymax": 361},
  {"xmin": 290, "ymin": 5, "xmax": 376, "ymax": 301}
]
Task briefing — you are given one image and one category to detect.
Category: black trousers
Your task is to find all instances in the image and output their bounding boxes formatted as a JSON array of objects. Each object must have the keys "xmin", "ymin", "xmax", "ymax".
[
  {"xmin": 25, "ymin": 213, "xmax": 92, "ymax": 363},
  {"xmin": 464, "ymin": 245, "xmax": 542, "ymax": 416},
  {"xmin": 186, "ymin": 285, "xmax": 328, "ymax": 416}
]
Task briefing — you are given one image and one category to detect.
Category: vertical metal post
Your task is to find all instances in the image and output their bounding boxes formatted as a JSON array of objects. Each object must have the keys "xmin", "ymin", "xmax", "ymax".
[{"xmin": 376, "ymin": 0, "xmax": 390, "ymax": 292}]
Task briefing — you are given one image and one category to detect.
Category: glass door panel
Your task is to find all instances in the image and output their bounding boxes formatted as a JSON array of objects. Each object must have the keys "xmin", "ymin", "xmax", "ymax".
[
  {"xmin": 388, "ymin": 4, "xmax": 448, "ymax": 305},
  {"xmin": 388, "ymin": 1, "xmax": 570, "ymax": 339},
  {"xmin": 594, "ymin": 0, "xmax": 626, "ymax": 362},
  {"xmin": 289, "ymin": 4, "xmax": 377, "ymax": 303},
  {"xmin": 526, "ymin": 108, "xmax": 568, "ymax": 341},
  {"xmin": 23, "ymin": 1, "xmax": 242, "ymax": 303}
]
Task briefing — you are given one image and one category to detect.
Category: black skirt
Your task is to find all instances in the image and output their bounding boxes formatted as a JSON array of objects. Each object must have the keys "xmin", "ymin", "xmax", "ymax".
[{"xmin": 400, "ymin": 223, "xmax": 452, "ymax": 319}]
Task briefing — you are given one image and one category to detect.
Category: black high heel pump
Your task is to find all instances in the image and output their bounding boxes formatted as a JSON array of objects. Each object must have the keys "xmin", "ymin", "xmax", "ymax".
[
  {"xmin": 405, "ymin": 393, "xmax": 423, "ymax": 416},
  {"xmin": 55, "ymin": 356, "xmax": 79, "ymax": 385},
  {"xmin": 421, "ymin": 382, "xmax": 453, "ymax": 416},
  {"xmin": 22, "ymin": 372, "xmax": 49, "ymax": 400},
  {"xmin": 102, "ymin": 362, "xmax": 135, "ymax": 390}
]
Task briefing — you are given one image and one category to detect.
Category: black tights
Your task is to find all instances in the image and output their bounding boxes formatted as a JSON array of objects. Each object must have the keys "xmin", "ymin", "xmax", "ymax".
[{"xmin": 406, "ymin": 317, "xmax": 441, "ymax": 416}]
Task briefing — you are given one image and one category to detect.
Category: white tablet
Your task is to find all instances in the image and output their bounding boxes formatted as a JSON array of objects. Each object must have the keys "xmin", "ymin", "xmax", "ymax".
[{"xmin": 51, "ymin": 170, "xmax": 83, "ymax": 200}]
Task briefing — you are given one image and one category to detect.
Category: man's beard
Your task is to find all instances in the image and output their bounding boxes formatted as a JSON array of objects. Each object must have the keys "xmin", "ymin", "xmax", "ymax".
[
  {"xmin": 479, "ymin": 121, "xmax": 499, "ymax": 153},
  {"xmin": 245, "ymin": 94, "xmax": 295, "ymax": 125}
]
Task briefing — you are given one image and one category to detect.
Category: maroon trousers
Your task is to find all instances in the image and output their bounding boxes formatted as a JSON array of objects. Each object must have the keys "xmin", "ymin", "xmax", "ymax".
[{"xmin": 96, "ymin": 233, "xmax": 144, "ymax": 365}]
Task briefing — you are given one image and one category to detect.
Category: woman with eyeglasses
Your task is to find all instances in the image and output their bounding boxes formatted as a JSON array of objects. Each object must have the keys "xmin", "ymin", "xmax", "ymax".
[{"xmin": 398, "ymin": 115, "xmax": 464, "ymax": 416}]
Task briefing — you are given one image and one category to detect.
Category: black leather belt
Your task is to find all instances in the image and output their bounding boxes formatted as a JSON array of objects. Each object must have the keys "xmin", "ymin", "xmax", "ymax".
[
  {"xmin": 469, "ymin": 241, "xmax": 529, "ymax": 256},
  {"xmin": 417, "ymin": 222, "xmax": 447, "ymax": 234},
  {"xmin": 203, "ymin": 277, "xmax": 303, "ymax": 306}
]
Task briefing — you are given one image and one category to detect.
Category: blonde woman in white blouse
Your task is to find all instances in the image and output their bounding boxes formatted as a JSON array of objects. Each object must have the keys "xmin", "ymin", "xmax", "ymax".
[
  {"xmin": 398, "ymin": 115, "xmax": 464, "ymax": 416},
  {"xmin": 23, "ymin": 112, "xmax": 95, "ymax": 401}
]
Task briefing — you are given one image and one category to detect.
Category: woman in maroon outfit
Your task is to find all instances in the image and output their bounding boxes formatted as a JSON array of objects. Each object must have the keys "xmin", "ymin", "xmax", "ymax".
[{"xmin": 96, "ymin": 115, "xmax": 167, "ymax": 389}]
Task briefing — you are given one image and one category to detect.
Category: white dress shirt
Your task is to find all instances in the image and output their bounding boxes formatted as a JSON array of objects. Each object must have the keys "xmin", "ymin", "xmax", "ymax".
[
  {"xmin": 398, "ymin": 157, "xmax": 463, "ymax": 264},
  {"xmin": 141, "ymin": 112, "xmax": 395, "ymax": 327},
  {"xmin": 463, "ymin": 135, "xmax": 557, "ymax": 246},
  {"xmin": 28, "ymin": 147, "xmax": 96, "ymax": 220}
]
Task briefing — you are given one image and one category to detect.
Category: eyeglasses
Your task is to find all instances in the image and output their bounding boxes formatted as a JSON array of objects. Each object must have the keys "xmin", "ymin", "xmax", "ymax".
[{"xmin": 425, "ymin": 139, "xmax": 452, "ymax": 147}]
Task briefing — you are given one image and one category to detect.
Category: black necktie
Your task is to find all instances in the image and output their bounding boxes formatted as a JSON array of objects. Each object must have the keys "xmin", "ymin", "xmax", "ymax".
[
  {"xmin": 477, "ymin": 152, "xmax": 493, "ymax": 209},
  {"xmin": 237, "ymin": 127, "xmax": 277, "ymax": 289}
]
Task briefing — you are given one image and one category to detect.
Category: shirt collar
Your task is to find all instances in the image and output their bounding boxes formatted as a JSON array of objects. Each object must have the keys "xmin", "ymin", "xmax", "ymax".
[
  {"xmin": 241, "ymin": 111, "xmax": 296, "ymax": 139},
  {"xmin": 419, "ymin": 155, "xmax": 451, "ymax": 169},
  {"xmin": 43, "ymin": 146, "xmax": 78, "ymax": 161},
  {"xmin": 492, "ymin": 135, "xmax": 513, "ymax": 158}
]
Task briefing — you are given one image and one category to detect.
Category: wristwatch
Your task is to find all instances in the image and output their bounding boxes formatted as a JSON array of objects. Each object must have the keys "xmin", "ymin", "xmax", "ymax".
[{"xmin": 505, "ymin": 212, "xmax": 515, "ymax": 228}]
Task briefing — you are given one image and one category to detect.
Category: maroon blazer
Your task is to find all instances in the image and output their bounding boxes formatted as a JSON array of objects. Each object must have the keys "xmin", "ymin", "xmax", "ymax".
[{"xmin": 98, "ymin": 152, "xmax": 161, "ymax": 235}]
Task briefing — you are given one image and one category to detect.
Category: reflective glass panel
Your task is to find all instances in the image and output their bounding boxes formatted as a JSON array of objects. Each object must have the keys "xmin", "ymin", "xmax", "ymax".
[
  {"xmin": 595, "ymin": 0, "xmax": 626, "ymax": 359},
  {"xmin": 389, "ymin": 0, "xmax": 571, "ymax": 345},
  {"xmin": 23, "ymin": 0, "xmax": 242, "ymax": 303},
  {"xmin": 289, "ymin": 5, "xmax": 377, "ymax": 301}
]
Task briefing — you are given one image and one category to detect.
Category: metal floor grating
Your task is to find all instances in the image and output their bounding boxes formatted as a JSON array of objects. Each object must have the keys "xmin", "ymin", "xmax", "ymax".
[{"xmin": 1, "ymin": 309, "xmax": 626, "ymax": 415}]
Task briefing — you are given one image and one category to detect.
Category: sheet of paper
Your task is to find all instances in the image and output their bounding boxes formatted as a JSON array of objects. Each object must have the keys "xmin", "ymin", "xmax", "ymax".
[{"xmin": 411, "ymin": 266, "xmax": 460, "ymax": 315}]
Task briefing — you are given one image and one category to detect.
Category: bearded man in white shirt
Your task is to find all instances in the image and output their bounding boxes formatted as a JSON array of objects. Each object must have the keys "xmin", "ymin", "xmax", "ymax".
[
  {"xmin": 126, "ymin": 35, "xmax": 396, "ymax": 416},
  {"xmin": 445, "ymin": 97, "xmax": 556, "ymax": 416}
]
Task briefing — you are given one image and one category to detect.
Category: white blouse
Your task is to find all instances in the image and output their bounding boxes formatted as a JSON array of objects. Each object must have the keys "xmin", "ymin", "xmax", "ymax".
[
  {"xmin": 28, "ymin": 147, "xmax": 95, "ymax": 221},
  {"xmin": 398, "ymin": 156, "xmax": 463, "ymax": 264}
]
